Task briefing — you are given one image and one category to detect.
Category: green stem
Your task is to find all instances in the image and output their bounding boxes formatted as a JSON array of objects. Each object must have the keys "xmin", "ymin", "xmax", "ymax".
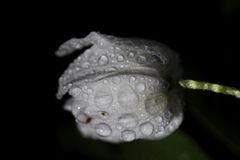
[{"xmin": 179, "ymin": 79, "xmax": 240, "ymax": 99}]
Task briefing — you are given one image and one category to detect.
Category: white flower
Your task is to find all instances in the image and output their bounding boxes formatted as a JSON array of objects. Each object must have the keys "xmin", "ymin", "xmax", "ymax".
[{"xmin": 56, "ymin": 32, "xmax": 184, "ymax": 143}]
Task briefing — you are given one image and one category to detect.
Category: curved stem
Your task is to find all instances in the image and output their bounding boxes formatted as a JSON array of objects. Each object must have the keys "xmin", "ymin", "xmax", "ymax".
[{"xmin": 179, "ymin": 79, "xmax": 240, "ymax": 99}]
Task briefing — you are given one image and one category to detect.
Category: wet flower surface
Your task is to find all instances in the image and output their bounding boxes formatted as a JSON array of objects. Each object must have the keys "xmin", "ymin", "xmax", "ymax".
[{"xmin": 56, "ymin": 32, "xmax": 184, "ymax": 143}]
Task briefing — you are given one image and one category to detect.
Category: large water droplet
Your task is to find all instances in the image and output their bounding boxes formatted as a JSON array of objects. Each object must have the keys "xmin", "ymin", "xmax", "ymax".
[
  {"xmin": 144, "ymin": 93, "xmax": 168, "ymax": 115},
  {"xmin": 98, "ymin": 55, "xmax": 109, "ymax": 65},
  {"xmin": 76, "ymin": 113, "xmax": 90, "ymax": 123},
  {"xmin": 95, "ymin": 123, "xmax": 112, "ymax": 137},
  {"xmin": 140, "ymin": 122, "xmax": 154, "ymax": 136},
  {"xmin": 121, "ymin": 130, "xmax": 136, "ymax": 142},
  {"xmin": 135, "ymin": 83, "xmax": 145, "ymax": 92},
  {"xmin": 118, "ymin": 114, "xmax": 138, "ymax": 128},
  {"xmin": 94, "ymin": 89, "xmax": 113, "ymax": 109},
  {"xmin": 118, "ymin": 85, "xmax": 138, "ymax": 109},
  {"xmin": 117, "ymin": 55, "xmax": 124, "ymax": 62}
]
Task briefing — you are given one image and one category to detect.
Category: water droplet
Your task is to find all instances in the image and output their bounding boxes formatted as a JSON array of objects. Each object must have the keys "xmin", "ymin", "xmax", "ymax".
[
  {"xmin": 95, "ymin": 123, "xmax": 112, "ymax": 137},
  {"xmin": 69, "ymin": 87, "xmax": 81, "ymax": 97},
  {"xmin": 81, "ymin": 62, "xmax": 90, "ymax": 68},
  {"xmin": 110, "ymin": 53, "xmax": 115, "ymax": 58},
  {"xmin": 103, "ymin": 80, "xmax": 108, "ymax": 84},
  {"xmin": 156, "ymin": 126, "xmax": 165, "ymax": 136},
  {"xmin": 136, "ymin": 55, "xmax": 146, "ymax": 64},
  {"xmin": 110, "ymin": 47, "xmax": 114, "ymax": 51},
  {"xmin": 71, "ymin": 100, "xmax": 88, "ymax": 116},
  {"xmin": 116, "ymin": 124, "xmax": 123, "ymax": 130},
  {"xmin": 98, "ymin": 55, "xmax": 109, "ymax": 65},
  {"xmin": 100, "ymin": 42, "xmax": 104, "ymax": 46},
  {"xmin": 117, "ymin": 55, "xmax": 124, "ymax": 62},
  {"xmin": 112, "ymin": 76, "xmax": 121, "ymax": 84},
  {"xmin": 118, "ymin": 85, "xmax": 138, "ymax": 109},
  {"xmin": 129, "ymin": 76, "xmax": 136, "ymax": 83},
  {"xmin": 135, "ymin": 83, "xmax": 145, "ymax": 92},
  {"xmin": 118, "ymin": 114, "xmax": 138, "ymax": 128},
  {"xmin": 155, "ymin": 116, "xmax": 163, "ymax": 123},
  {"xmin": 145, "ymin": 93, "xmax": 168, "ymax": 115},
  {"xmin": 140, "ymin": 122, "xmax": 154, "ymax": 136},
  {"xmin": 94, "ymin": 89, "xmax": 113, "ymax": 109},
  {"xmin": 76, "ymin": 113, "xmax": 90, "ymax": 123},
  {"xmin": 121, "ymin": 130, "xmax": 136, "ymax": 142},
  {"xmin": 128, "ymin": 52, "xmax": 135, "ymax": 58},
  {"xmin": 88, "ymin": 52, "xmax": 97, "ymax": 63}
]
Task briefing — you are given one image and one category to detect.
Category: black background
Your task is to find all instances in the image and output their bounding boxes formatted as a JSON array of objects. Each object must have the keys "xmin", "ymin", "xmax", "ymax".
[{"xmin": 6, "ymin": 1, "xmax": 240, "ymax": 160}]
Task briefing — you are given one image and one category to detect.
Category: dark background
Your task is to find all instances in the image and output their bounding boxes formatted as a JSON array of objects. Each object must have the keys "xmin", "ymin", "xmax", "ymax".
[{"xmin": 7, "ymin": 1, "xmax": 240, "ymax": 160}]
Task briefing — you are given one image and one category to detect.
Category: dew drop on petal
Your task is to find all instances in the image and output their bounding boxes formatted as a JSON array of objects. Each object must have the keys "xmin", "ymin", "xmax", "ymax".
[
  {"xmin": 103, "ymin": 80, "xmax": 108, "ymax": 84},
  {"xmin": 76, "ymin": 113, "xmax": 89, "ymax": 123},
  {"xmin": 98, "ymin": 55, "xmax": 109, "ymax": 65},
  {"xmin": 117, "ymin": 55, "xmax": 124, "ymax": 62},
  {"xmin": 71, "ymin": 100, "xmax": 88, "ymax": 116},
  {"xmin": 140, "ymin": 122, "xmax": 154, "ymax": 136},
  {"xmin": 95, "ymin": 123, "xmax": 112, "ymax": 137},
  {"xmin": 155, "ymin": 116, "xmax": 163, "ymax": 123},
  {"xmin": 128, "ymin": 51, "xmax": 135, "ymax": 58},
  {"xmin": 121, "ymin": 130, "xmax": 136, "ymax": 142},
  {"xmin": 69, "ymin": 87, "xmax": 81, "ymax": 97},
  {"xmin": 135, "ymin": 83, "xmax": 145, "ymax": 92},
  {"xmin": 118, "ymin": 114, "xmax": 138, "ymax": 128}
]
